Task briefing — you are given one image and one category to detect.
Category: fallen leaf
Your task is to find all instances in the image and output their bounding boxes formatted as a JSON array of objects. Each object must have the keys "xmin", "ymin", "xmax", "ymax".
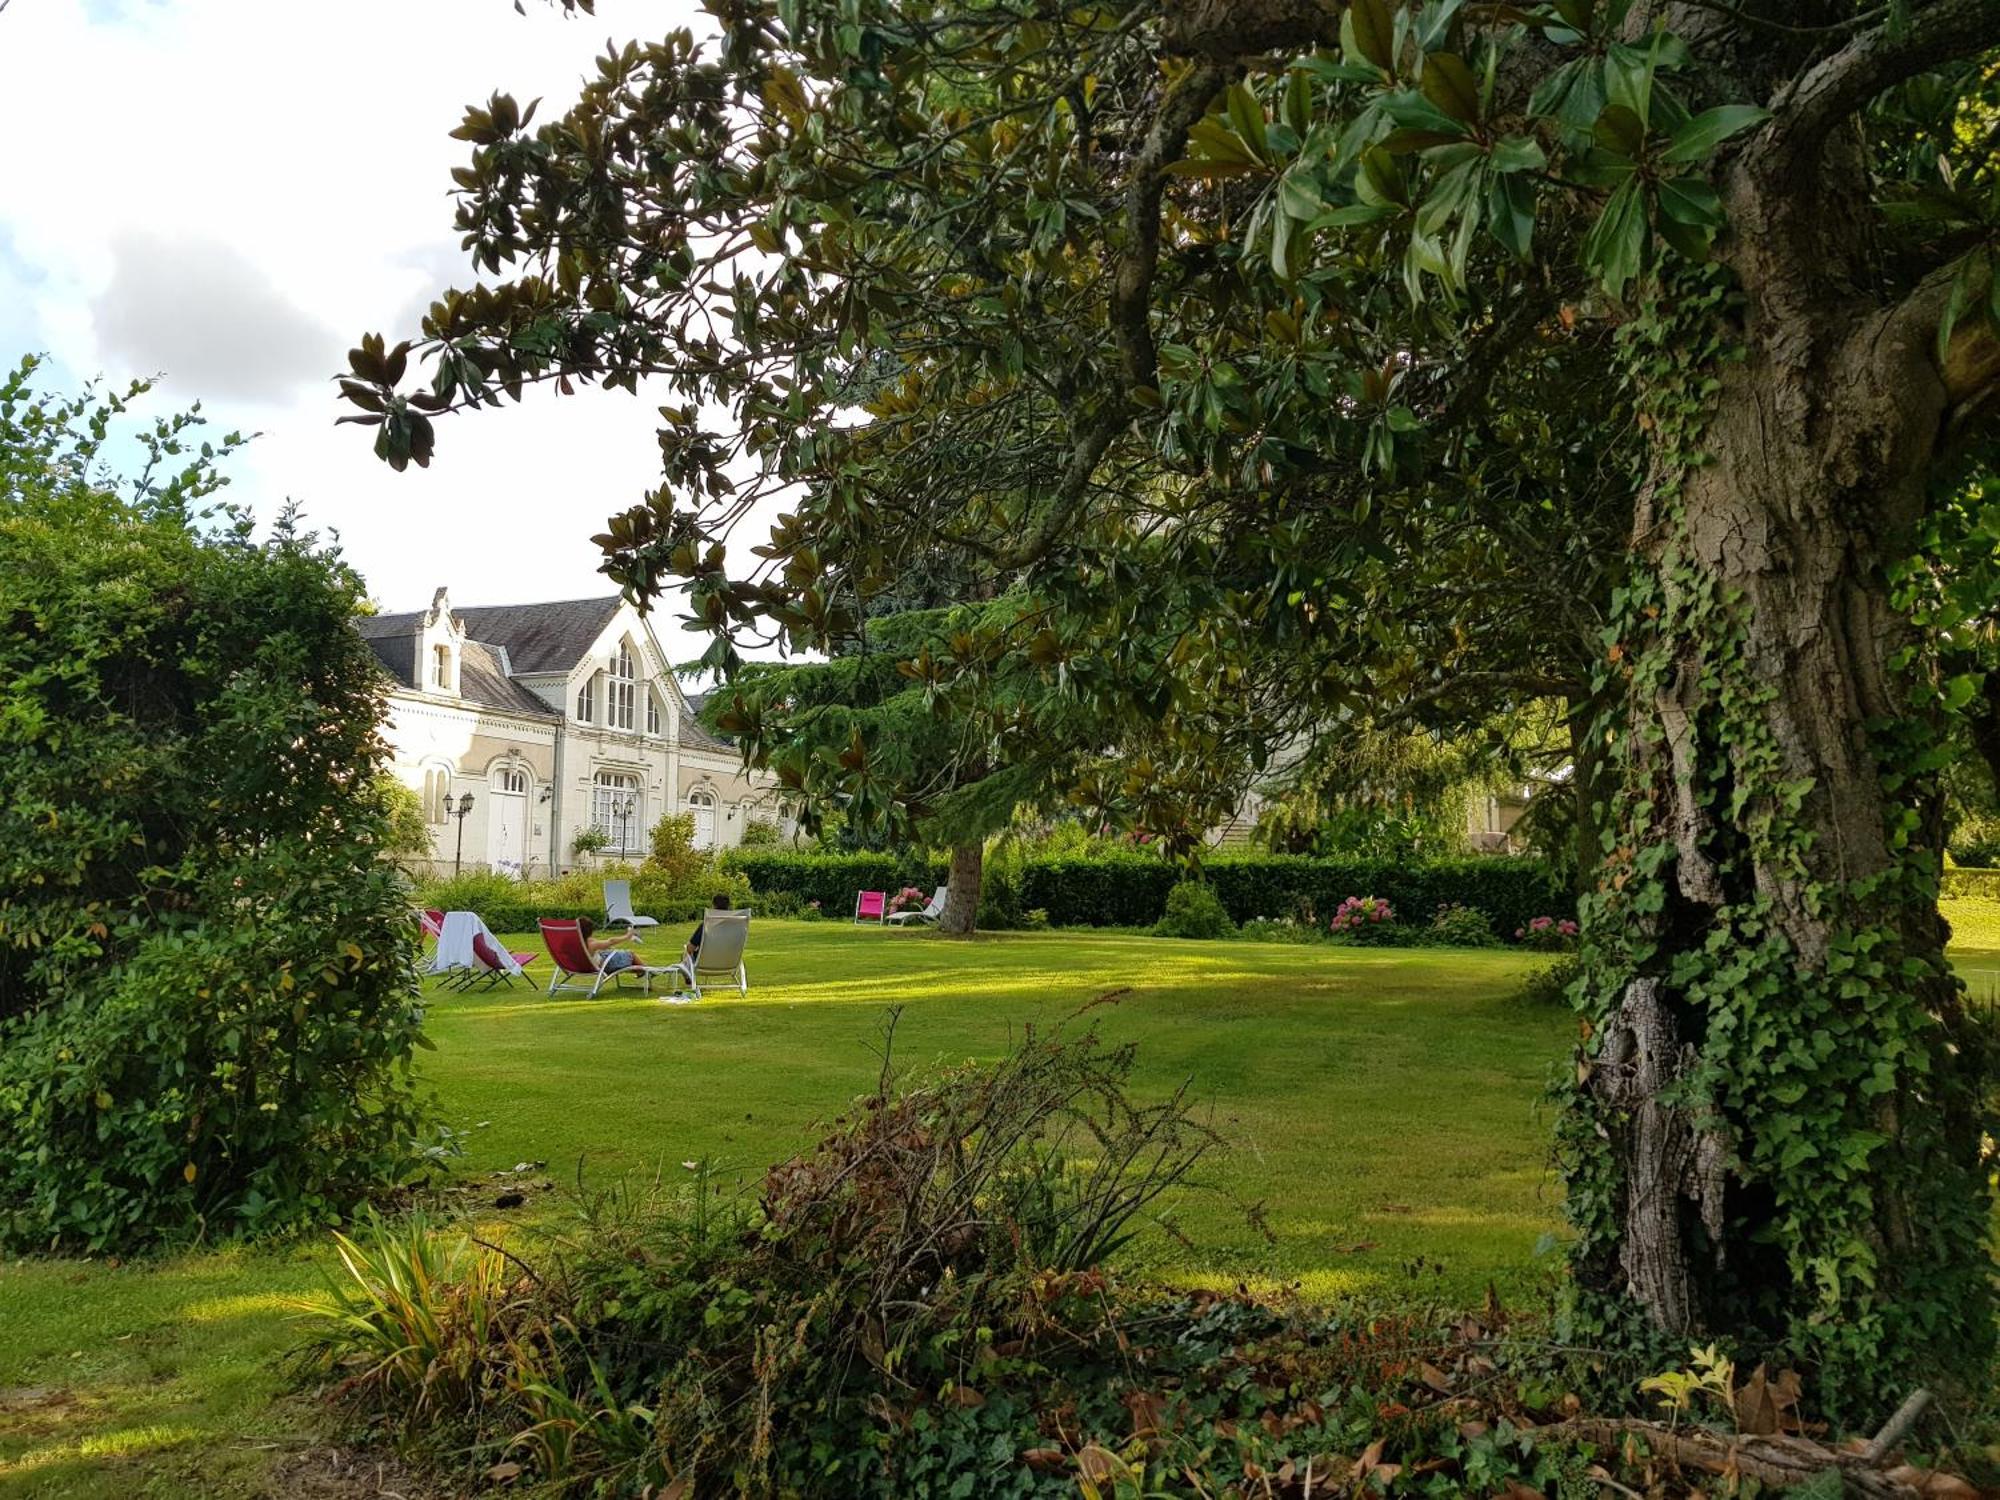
[
  {"xmin": 485, "ymin": 1460, "xmax": 523, "ymax": 1482},
  {"xmin": 1076, "ymin": 1444, "xmax": 1119, "ymax": 1484},
  {"xmin": 1020, "ymin": 1448, "xmax": 1065, "ymax": 1473},
  {"xmin": 1734, "ymin": 1363, "xmax": 1779, "ymax": 1436},
  {"xmin": 1418, "ymin": 1361, "xmax": 1452, "ymax": 1393}
]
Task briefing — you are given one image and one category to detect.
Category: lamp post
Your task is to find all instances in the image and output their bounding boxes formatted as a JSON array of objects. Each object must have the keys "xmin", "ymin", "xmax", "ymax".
[
  {"xmin": 615, "ymin": 793, "xmax": 637, "ymax": 857},
  {"xmin": 448, "ymin": 791, "xmax": 476, "ymax": 875}
]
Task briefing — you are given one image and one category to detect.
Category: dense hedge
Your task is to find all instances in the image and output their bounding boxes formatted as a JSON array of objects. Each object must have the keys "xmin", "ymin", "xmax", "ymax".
[{"xmin": 727, "ymin": 852, "xmax": 1569, "ymax": 933}]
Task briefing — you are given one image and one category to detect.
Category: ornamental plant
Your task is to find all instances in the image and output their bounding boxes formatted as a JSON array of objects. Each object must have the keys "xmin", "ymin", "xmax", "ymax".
[
  {"xmin": 1515, "ymin": 915, "xmax": 1581, "ymax": 952},
  {"xmin": 0, "ymin": 361, "xmax": 430, "ymax": 1250},
  {"xmin": 888, "ymin": 885, "xmax": 929, "ymax": 915},
  {"xmin": 1329, "ymin": 896, "xmax": 1394, "ymax": 937}
]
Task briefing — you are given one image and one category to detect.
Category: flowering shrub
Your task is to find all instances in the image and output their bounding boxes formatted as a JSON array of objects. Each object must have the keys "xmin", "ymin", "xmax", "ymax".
[
  {"xmin": 1329, "ymin": 895, "xmax": 1393, "ymax": 934},
  {"xmin": 1514, "ymin": 914, "xmax": 1580, "ymax": 951},
  {"xmin": 888, "ymin": 885, "xmax": 929, "ymax": 915}
]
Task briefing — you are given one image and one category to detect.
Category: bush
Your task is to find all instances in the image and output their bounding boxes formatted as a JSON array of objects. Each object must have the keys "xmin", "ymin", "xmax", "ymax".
[
  {"xmin": 1516, "ymin": 951, "xmax": 1583, "ymax": 1008},
  {"xmin": 1328, "ymin": 895, "xmax": 1396, "ymax": 942},
  {"xmin": 300, "ymin": 1023, "xmax": 1217, "ymax": 1494},
  {"xmin": 1950, "ymin": 813, "xmax": 2000, "ymax": 868},
  {"xmin": 738, "ymin": 816, "xmax": 783, "ymax": 848},
  {"xmin": 416, "ymin": 869, "xmax": 525, "ymax": 914},
  {"xmin": 1241, "ymin": 916, "xmax": 1320, "ymax": 944},
  {"xmin": 1513, "ymin": 914, "xmax": 1580, "ymax": 951},
  {"xmin": 0, "ymin": 367, "xmax": 430, "ymax": 1249},
  {"xmin": 1154, "ymin": 882, "xmax": 1236, "ymax": 940},
  {"xmin": 1942, "ymin": 865, "xmax": 2000, "ymax": 902},
  {"xmin": 1427, "ymin": 902, "xmax": 1500, "ymax": 947}
]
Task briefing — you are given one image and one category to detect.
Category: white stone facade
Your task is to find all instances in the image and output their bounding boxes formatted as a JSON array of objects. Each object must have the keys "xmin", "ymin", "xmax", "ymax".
[{"xmin": 359, "ymin": 588, "xmax": 788, "ymax": 879}]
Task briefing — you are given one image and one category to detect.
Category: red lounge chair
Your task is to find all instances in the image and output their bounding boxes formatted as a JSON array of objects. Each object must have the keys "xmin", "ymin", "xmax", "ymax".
[
  {"xmin": 419, "ymin": 908, "xmax": 445, "ymax": 944},
  {"xmin": 854, "ymin": 890, "xmax": 887, "ymax": 923},
  {"xmin": 539, "ymin": 918, "xmax": 677, "ymax": 998},
  {"xmin": 468, "ymin": 929, "xmax": 537, "ymax": 990}
]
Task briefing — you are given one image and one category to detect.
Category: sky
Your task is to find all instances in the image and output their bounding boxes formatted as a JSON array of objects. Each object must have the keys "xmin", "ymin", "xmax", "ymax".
[{"xmin": 0, "ymin": 0, "xmax": 758, "ymax": 631}]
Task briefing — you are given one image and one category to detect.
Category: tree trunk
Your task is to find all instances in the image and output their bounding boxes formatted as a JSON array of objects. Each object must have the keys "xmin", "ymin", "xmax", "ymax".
[
  {"xmin": 1564, "ymin": 241, "xmax": 1993, "ymax": 1413},
  {"xmin": 937, "ymin": 842, "xmax": 982, "ymax": 935}
]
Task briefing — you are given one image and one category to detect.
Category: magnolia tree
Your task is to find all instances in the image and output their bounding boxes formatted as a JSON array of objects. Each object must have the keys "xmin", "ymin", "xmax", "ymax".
[{"xmin": 347, "ymin": 0, "xmax": 2000, "ymax": 1413}]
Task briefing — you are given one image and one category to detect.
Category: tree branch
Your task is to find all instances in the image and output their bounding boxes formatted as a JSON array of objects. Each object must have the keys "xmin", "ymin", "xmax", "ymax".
[{"xmin": 1769, "ymin": 0, "xmax": 2000, "ymax": 150}]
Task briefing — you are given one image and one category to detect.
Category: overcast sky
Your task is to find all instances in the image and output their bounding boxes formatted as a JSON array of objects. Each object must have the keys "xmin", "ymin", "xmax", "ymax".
[{"xmin": 0, "ymin": 0, "xmax": 757, "ymax": 633}]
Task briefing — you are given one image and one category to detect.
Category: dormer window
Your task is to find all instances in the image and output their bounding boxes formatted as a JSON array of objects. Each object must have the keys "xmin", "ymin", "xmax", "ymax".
[
  {"xmin": 608, "ymin": 641, "xmax": 637, "ymax": 731},
  {"xmin": 432, "ymin": 644, "xmax": 454, "ymax": 690}
]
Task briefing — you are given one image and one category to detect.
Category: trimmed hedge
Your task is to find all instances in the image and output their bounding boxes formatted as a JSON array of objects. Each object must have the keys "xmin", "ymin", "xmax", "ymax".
[{"xmin": 728, "ymin": 852, "xmax": 1569, "ymax": 933}]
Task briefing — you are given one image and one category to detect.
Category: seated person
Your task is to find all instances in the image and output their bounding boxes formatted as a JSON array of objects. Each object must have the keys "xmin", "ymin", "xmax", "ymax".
[
  {"xmin": 675, "ymin": 893, "xmax": 737, "ymax": 987},
  {"xmin": 576, "ymin": 916, "xmax": 642, "ymax": 975}
]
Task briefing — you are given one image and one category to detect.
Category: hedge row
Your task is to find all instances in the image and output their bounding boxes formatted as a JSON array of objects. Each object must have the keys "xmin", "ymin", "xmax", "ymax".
[
  {"xmin": 723, "ymin": 852, "xmax": 1570, "ymax": 933},
  {"xmin": 477, "ymin": 904, "xmax": 712, "ymax": 936}
]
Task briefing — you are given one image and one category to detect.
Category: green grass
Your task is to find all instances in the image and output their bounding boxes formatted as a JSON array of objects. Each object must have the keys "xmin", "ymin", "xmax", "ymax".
[{"xmin": 11, "ymin": 908, "xmax": 1984, "ymax": 1496}]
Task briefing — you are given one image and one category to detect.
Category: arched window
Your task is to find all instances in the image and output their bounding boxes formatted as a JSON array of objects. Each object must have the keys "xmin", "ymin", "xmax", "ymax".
[
  {"xmin": 686, "ymin": 786, "xmax": 717, "ymax": 849},
  {"xmin": 422, "ymin": 767, "xmax": 451, "ymax": 824},
  {"xmin": 575, "ymin": 672, "xmax": 598, "ymax": 724},
  {"xmin": 645, "ymin": 687, "xmax": 661, "ymax": 736},
  {"xmin": 432, "ymin": 644, "xmax": 453, "ymax": 689},
  {"xmin": 494, "ymin": 766, "xmax": 528, "ymax": 795},
  {"xmin": 592, "ymin": 770, "xmax": 642, "ymax": 853},
  {"xmin": 607, "ymin": 641, "xmax": 637, "ymax": 730}
]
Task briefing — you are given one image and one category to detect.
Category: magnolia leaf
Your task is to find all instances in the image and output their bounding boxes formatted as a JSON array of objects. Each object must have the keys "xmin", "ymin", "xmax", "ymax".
[
  {"xmin": 1660, "ymin": 103, "xmax": 1769, "ymax": 164},
  {"xmin": 1583, "ymin": 175, "xmax": 1647, "ymax": 299},
  {"xmin": 1349, "ymin": 0, "xmax": 1396, "ymax": 72},
  {"xmin": 1420, "ymin": 52, "xmax": 1481, "ymax": 123},
  {"xmin": 1592, "ymin": 103, "xmax": 1645, "ymax": 157}
]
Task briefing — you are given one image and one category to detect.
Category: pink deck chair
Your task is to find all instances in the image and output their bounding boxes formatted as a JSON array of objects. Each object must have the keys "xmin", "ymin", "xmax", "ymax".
[
  {"xmin": 854, "ymin": 890, "xmax": 887, "ymax": 923},
  {"xmin": 418, "ymin": 908, "xmax": 445, "ymax": 946},
  {"xmin": 538, "ymin": 919, "xmax": 678, "ymax": 999}
]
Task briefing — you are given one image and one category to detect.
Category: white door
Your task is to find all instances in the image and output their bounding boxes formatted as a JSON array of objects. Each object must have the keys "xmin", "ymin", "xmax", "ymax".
[
  {"xmin": 688, "ymin": 791, "xmax": 716, "ymax": 849},
  {"xmin": 487, "ymin": 788, "xmax": 527, "ymax": 873}
]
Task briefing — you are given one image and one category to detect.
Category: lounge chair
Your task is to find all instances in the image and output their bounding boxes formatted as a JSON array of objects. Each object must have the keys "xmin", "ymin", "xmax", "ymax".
[
  {"xmin": 418, "ymin": 908, "xmax": 445, "ymax": 945},
  {"xmin": 603, "ymin": 879, "xmax": 660, "ymax": 931},
  {"xmin": 425, "ymin": 910, "xmax": 481, "ymax": 986},
  {"xmin": 468, "ymin": 928, "xmax": 537, "ymax": 990},
  {"xmin": 662, "ymin": 909, "xmax": 751, "ymax": 1004},
  {"xmin": 854, "ymin": 890, "xmax": 887, "ymax": 923},
  {"xmin": 538, "ymin": 918, "xmax": 677, "ymax": 998},
  {"xmin": 886, "ymin": 885, "xmax": 948, "ymax": 926}
]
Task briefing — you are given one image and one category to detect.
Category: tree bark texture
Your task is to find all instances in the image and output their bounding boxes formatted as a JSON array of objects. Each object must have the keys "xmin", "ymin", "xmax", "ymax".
[
  {"xmin": 938, "ymin": 842, "xmax": 983, "ymax": 935},
  {"xmin": 1566, "ymin": 107, "xmax": 1995, "ymax": 1413}
]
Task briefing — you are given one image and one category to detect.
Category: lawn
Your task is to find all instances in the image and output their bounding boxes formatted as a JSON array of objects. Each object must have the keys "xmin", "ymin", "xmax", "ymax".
[{"xmin": 3, "ymin": 911, "xmax": 1980, "ymax": 1497}]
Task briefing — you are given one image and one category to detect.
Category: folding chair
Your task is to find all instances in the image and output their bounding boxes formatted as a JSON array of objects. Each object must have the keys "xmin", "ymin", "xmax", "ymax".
[{"xmin": 854, "ymin": 890, "xmax": 887, "ymax": 923}]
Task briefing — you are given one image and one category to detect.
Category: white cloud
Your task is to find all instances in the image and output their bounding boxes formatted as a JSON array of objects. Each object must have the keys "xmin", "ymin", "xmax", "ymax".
[{"xmin": 0, "ymin": 0, "xmax": 788, "ymax": 632}]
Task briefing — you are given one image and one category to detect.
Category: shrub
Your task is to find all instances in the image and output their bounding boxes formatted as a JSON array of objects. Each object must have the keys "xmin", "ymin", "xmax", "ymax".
[
  {"xmin": 1241, "ymin": 916, "xmax": 1320, "ymax": 944},
  {"xmin": 643, "ymin": 812, "xmax": 703, "ymax": 885},
  {"xmin": 570, "ymin": 826, "xmax": 611, "ymax": 858},
  {"xmin": 887, "ymin": 884, "xmax": 930, "ymax": 916},
  {"xmin": 1950, "ymin": 813, "xmax": 2000, "ymax": 868},
  {"xmin": 300, "ymin": 1023, "xmax": 1217, "ymax": 1494},
  {"xmin": 1514, "ymin": 914, "xmax": 1580, "ymax": 951},
  {"xmin": 1516, "ymin": 951, "xmax": 1583, "ymax": 1008},
  {"xmin": 1329, "ymin": 895, "xmax": 1395, "ymax": 941},
  {"xmin": 1154, "ymin": 882, "xmax": 1236, "ymax": 940},
  {"xmin": 1427, "ymin": 902, "xmax": 1500, "ymax": 947},
  {"xmin": 372, "ymin": 776, "xmax": 433, "ymax": 867},
  {"xmin": 416, "ymin": 869, "xmax": 525, "ymax": 914},
  {"xmin": 738, "ymin": 816, "xmax": 782, "ymax": 848},
  {"xmin": 0, "ymin": 367, "xmax": 430, "ymax": 1249}
]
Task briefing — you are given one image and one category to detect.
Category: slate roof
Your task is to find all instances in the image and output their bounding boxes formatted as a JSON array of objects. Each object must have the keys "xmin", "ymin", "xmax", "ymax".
[
  {"xmin": 454, "ymin": 596, "xmax": 625, "ymax": 674},
  {"xmin": 359, "ymin": 624, "xmax": 557, "ymax": 719}
]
